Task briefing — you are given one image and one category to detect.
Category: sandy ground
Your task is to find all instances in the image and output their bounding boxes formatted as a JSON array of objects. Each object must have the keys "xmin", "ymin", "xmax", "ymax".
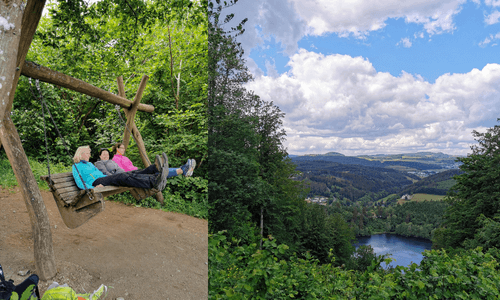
[{"xmin": 0, "ymin": 186, "xmax": 208, "ymax": 299}]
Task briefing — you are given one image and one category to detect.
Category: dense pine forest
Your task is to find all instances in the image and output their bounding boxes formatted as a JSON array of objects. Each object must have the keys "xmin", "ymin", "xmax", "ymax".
[{"xmin": 208, "ymin": 1, "xmax": 500, "ymax": 298}]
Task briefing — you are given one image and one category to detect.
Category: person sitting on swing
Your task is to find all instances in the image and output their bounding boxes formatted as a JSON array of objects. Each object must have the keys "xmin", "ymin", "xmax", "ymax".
[
  {"xmin": 111, "ymin": 142, "xmax": 195, "ymax": 177},
  {"xmin": 72, "ymin": 146, "xmax": 193, "ymax": 192},
  {"xmin": 94, "ymin": 148, "xmax": 124, "ymax": 175}
]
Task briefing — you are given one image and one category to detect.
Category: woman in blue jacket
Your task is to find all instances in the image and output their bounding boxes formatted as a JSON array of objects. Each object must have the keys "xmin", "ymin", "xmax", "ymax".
[{"xmin": 72, "ymin": 146, "xmax": 172, "ymax": 192}]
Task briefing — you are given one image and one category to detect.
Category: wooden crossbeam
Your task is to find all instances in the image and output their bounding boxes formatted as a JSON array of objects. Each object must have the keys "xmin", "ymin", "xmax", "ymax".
[{"xmin": 21, "ymin": 61, "xmax": 155, "ymax": 113}]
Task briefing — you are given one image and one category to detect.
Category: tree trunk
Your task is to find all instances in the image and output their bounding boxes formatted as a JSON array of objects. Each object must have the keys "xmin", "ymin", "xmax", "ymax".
[
  {"xmin": 260, "ymin": 207, "xmax": 264, "ymax": 249},
  {"xmin": 0, "ymin": 0, "xmax": 56, "ymax": 280},
  {"xmin": 0, "ymin": 118, "xmax": 56, "ymax": 280}
]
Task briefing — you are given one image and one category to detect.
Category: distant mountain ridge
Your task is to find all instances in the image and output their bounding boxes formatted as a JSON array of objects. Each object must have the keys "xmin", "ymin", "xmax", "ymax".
[
  {"xmin": 290, "ymin": 151, "xmax": 461, "ymax": 171},
  {"xmin": 294, "ymin": 160, "xmax": 420, "ymax": 200}
]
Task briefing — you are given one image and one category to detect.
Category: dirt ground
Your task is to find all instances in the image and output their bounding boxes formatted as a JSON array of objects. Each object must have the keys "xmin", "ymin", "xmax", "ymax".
[{"xmin": 0, "ymin": 186, "xmax": 208, "ymax": 299}]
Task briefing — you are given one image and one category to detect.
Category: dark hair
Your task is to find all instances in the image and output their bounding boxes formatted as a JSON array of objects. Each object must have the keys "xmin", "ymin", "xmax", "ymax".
[
  {"xmin": 99, "ymin": 148, "xmax": 110, "ymax": 156},
  {"xmin": 112, "ymin": 143, "xmax": 124, "ymax": 155}
]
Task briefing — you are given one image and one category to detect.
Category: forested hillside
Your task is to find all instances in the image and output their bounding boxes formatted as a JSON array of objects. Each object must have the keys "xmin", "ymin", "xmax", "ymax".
[
  {"xmin": 292, "ymin": 152, "xmax": 450, "ymax": 170},
  {"xmin": 327, "ymin": 200, "xmax": 449, "ymax": 238},
  {"xmin": 294, "ymin": 160, "xmax": 419, "ymax": 202},
  {"xmin": 398, "ymin": 169, "xmax": 463, "ymax": 196}
]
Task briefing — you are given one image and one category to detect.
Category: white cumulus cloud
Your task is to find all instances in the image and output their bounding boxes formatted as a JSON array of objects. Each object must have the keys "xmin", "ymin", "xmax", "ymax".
[
  {"xmin": 485, "ymin": 0, "xmax": 500, "ymax": 7},
  {"xmin": 245, "ymin": 49, "xmax": 500, "ymax": 155},
  {"xmin": 397, "ymin": 37, "xmax": 413, "ymax": 47},
  {"xmin": 287, "ymin": 0, "xmax": 465, "ymax": 38},
  {"xmin": 479, "ymin": 32, "xmax": 500, "ymax": 47},
  {"xmin": 485, "ymin": 10, "xmax": 500, "ymax": 24}
]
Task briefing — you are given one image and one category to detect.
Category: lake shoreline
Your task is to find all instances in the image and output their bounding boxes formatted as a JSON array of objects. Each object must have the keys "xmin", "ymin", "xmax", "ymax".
[
  {"xmin": 354, "ymin": 233, "xmax": 433, "ymax": 268},
  {"xmin": 355, "ymin": 232, "xmax": 432, "ymax": 243}
]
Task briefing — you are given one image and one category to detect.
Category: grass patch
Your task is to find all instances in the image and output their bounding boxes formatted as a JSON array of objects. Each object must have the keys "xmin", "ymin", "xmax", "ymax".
[
  {"xmin": 397, "ymin": 193, "xmax": 446, "ymax": 205},
  {"xmin": 0, "ymin": 153, "xmax": 70, "ymax": 189},
  {"xmin": 411, "ymin": 193, "xmax": 446, "ymax": 202},
  {"xmin": 376, "ymin": 194, "xmax": 398, "ymax": 203}
]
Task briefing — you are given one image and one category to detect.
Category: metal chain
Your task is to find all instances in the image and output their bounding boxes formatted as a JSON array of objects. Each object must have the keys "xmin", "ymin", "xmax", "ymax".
[
  {"xmin": 28, "ymin": 78, "xmax": 51, "ymax": 179},
  {"xmin": 29, "ymin": 79, "xmax": 93, "ymax": 200}
]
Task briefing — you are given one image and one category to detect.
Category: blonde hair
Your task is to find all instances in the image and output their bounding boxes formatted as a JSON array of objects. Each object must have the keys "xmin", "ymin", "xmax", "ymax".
[{"xmin": 73, "ymin": 146, "xmax": 90, "ymax": 163}]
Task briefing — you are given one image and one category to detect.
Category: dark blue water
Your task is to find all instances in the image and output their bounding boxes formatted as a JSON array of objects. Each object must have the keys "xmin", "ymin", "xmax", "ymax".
[{"xmin": 354, "ymin": 234, "xmax": 432, "ymax": 269}]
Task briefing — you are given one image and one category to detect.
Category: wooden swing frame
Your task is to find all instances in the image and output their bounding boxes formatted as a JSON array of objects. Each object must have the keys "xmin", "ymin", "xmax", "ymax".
[
  {"xmin": 29, "ymin": 67, "xmax": 164, "ymax": 229},
  {"xmin": 0, "ymin": 0, "xmax": 164, "ymax": 279}
]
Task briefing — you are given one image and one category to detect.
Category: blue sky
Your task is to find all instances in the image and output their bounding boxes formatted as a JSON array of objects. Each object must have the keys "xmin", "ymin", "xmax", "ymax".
[{"xmin": 224, "ymin": 0, "xmax": 500, "ymax": 156}]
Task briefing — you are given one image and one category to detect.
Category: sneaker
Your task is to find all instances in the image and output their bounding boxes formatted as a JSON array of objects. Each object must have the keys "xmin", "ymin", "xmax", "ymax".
[
  {"xmin": 187, "ymin": 159, "xmax": 196, "ymax": 177},
  {"xmin": 180, "ymin": 159, "xmax": 196, "ymax": 177}
]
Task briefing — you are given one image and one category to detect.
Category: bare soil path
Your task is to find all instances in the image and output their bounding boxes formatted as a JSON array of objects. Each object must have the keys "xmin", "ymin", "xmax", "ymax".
[{"xmin": 0, "ymin": 186, "xmax": 208, "ymax": 299}]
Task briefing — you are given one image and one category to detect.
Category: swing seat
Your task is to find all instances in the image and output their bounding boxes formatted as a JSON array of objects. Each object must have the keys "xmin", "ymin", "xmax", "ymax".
[{"xmin": 40, "ymin": 172, "xmax": 157, "ymax": 229}]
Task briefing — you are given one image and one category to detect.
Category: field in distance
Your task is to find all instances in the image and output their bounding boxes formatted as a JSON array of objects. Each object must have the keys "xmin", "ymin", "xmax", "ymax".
[{"xmin": 397, "ymin": 193, "xmax": 446, "ymax": 205}]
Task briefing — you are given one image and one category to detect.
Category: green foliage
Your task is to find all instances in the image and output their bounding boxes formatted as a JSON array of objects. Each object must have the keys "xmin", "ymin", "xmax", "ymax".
[
  {"xmin": 462, "ymin": 214, "xmax": 500, "ymax": 251},
  {"xmin": 434, "ymin": 122, "xmax": 500, "ymax": 249},
  {"xmin": 0, "ymin": 153, "xmax": 70, "ymax": 189},
  {"xmin": 107, "ymin": 179, "xmax": 208, "ymax": 219},
  {"xmin": 210, "ymin": 231, "xmax": 500, "ymax": 299},
  {"xmin": 209, "ymin": 231, "xmax": 339, "ymax": 299},
  {"xmin": 8, "ymin": 0, "xmax": 207, "ymax": 219},
  {"xmin": 17, "ymin": 0, "xmax": 207, "ymax": 173},
  {"xmin": 328, "ymin": 200, "xmax": 448, "ymax": 240}
]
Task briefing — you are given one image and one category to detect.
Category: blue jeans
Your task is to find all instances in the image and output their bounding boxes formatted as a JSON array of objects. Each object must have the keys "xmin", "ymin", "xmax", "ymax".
[{"xmin": 92, "ymin": 165, "xmax": 179, "ymax": 189}]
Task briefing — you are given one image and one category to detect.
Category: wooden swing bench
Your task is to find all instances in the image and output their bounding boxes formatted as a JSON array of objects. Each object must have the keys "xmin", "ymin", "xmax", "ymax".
[{"xmin": 41, "ymin": 172, "xmax": 157, "ymax": 229}]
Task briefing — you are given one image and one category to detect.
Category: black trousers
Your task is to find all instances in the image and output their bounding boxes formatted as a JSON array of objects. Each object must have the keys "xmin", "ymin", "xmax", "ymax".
[{"xmin": 92, "ymin": 165, "xmax": 159, "ymax": 189}]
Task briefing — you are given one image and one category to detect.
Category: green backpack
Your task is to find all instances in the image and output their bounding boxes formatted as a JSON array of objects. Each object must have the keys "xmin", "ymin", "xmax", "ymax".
[{"xmin": 40, "ymin": 284, "xmax": 107, "ymax": 300}]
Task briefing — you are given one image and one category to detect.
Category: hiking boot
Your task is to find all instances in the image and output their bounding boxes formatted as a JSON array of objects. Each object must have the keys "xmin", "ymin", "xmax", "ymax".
[
  {"xmin": 153, "ymin": 164, "xmax": 168, "ymax": 191},
  {"xmin": 154, "ymin": 154, "xmax": 162, "ymax": 172},
  {"xmin": 180, "ymin": 159, "xmax": 196, "ymax": 177},
  {"xmin": 162, "ymin": 152, "xmax": 169, "ymax": 171}
]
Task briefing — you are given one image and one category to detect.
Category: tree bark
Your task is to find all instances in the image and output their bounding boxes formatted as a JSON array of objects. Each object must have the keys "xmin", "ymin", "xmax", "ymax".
[
  {"xmin": 0, "ymin": 0, "xmax": 56, "ymax": 280},
  {"xmin": 0, "ymin": 118, "xmax": 56, "ymax": 280},
  {"xmin": 21, "ymin": 61, "xmax": 155, "ymax": 113},
  {"xmin": 260, "ymin": 207, "xmax": 264, "ymax": 249},
  {"xmin": 122, "ymin": 75, "xmax": 148, "ymax": 149}
]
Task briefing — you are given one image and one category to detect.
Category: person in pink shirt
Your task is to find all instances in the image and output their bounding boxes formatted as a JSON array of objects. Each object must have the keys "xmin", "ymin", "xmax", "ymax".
[{"xmin": 111, "ymin": 143, "xmax": 195, "ymax": 177}]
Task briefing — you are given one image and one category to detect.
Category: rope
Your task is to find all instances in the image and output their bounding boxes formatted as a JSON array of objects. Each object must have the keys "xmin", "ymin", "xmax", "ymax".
[{"xmin": 28, "ymin": 79, "xmax": 93, "ymax": 200}]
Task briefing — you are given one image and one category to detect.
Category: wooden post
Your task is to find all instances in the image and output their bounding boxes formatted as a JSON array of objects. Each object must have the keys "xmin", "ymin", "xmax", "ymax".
[
  {"xmin": 0, "ymin": 0, "xmax": 56, "ymax": 280},
  {"xmin": 122, "ymin": 75, "xmax": 149, "ymax": 150},
  {"xmin": 116, "ymin": 76, "xmax": 164, "ymax": 204}
]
